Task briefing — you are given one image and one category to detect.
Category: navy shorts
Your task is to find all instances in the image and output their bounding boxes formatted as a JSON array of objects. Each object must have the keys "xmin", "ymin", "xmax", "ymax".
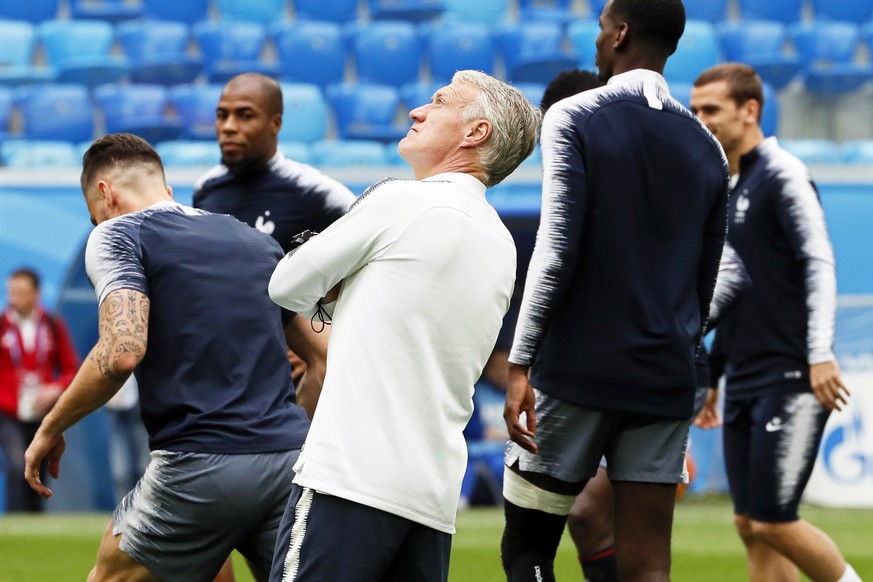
[
  {"xmin": 723, "ymin": 391, "xmax": 830, "ymax": 523},
  {"xmin": 271, "ymin": 486, "xmax": 452, "ymax": 582}
]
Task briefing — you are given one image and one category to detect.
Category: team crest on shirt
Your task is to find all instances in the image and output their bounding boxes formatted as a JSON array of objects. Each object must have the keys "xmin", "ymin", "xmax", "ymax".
[
  {"xmin": 734, "ymin": 189, "xmax": 750, "ymax": 224},
  {"xmin": 255, "ymin": 210, "xmax": 276, "ymax": 235}
]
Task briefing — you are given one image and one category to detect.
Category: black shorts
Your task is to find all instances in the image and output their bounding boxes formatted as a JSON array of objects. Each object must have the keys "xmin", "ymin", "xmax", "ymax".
[
  {"xmin": 723, "ymin": 391, "xmax": 830, "ymax": 523},
  {"xmin": 271, "ymin": 486, "xmax": 452, "ymax": 582}
]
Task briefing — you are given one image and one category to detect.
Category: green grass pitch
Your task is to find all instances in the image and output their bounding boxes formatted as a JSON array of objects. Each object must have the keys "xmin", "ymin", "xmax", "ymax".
[{"xmin": 0, "ymin": 495, "xmax": 870, "ymax": 581}]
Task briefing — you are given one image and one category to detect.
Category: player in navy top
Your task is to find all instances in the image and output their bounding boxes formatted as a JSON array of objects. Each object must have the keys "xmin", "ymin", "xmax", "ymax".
[
  {"xmin": 24, "ymin": 134, "xmax": 310, "ymax": 581},
  {"xmin": 193, "ymin": 73, "xmax": 355, "ymax": 254},
  {"xmin": 501, "ymin": 1, "xmax": 730, "ymax": 580},
  {"xmin": 691, "ymin": 63, "xmax": 859, "ymax": 582}
]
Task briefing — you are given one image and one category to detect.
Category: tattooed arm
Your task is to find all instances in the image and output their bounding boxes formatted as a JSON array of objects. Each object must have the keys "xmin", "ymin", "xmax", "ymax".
[{"xmin": 25, "ymin": 289, "xmax": 149, "ymax": 498}]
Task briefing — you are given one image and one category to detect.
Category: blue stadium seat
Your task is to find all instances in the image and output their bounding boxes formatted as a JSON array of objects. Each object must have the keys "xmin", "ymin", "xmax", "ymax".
[
  {"xmin": 760, "ymin": 82, "xmax": 779, "ymax": 137},
  {"xmin": 272, "ymin": 21, "xmax": 345, "ymax": 87},
  {"xmin": 326, "ymin": 82, "xmax": 408, "ymax": 142},
  {"xmin": 0, "ymin": 86, "xmax": 12, "ymax": 139},
  {"xmin": 350, "ymin": 21, "xmax": 421, "ymax": 87},
  {"xmin": 69, "ymin": 0, "xmax": 143, "ymax": 22},
  {"xmin": 277, "ymin": 82, "xmax": 329, "ymax": 144},
  {"xmin": 811, "ymin": 0, "xmax": 873, "ymax": 23},
  {"xmin": 310, "ymin": 140, "xmax": 389, "ymax": 167},
  {"xmin": 517, "ymin": 0, "xmax": 575, "ymax": 25},
  {"xmin": 0, "ymin": 140, "xmax": 80, "ymax": 168},
  {"xmin": 384, "ymin": 141, "xmax": 405, "ymax": 165},
  {"xmin": 0, "ymin": 0, "xmax": 59, "ymax": 23},
  {"xmin": 663, "ymin": 20, "xmax": 721, "ymax": 85},
  {"xmin": 368, "ymin": 0, "xmax": 445, "ymax": 22},
  {"xmin": 94, "ymin": 84, "xmax": 183, "ymax": 145},
  {"xmin": 155, "ymin": 140, "xmax": 218, "ymax": 167},
  {"xmin": 293, "ymin": 0, "xmax": 358, "ymax": 23},
  {"xmin": 167, "ymin": 84, "xmax": 224, "ymax": 140},
  {"xmin": 441, "ymin": 0, "xmax": 508, "ymax": 24},
  {"xmin": 116, "ymin": 21, "xmax": 202, "ymax": 86},
  {"xmin": 512, "ymin": 82, "xmax": 546, "ymax": 108},
  {"xmin": 17, "ymin": 83, "xmax": 93, "ymax": 142},
  {"xmin": 839, "ymin": 140, "xmax": 873, "ymax": 164},
  {"xmin": 790, "ymin": 21, "xmax": 872, "ymax": 95},
  {"xmin": 670, "ymin": 82, "xmax": 692, "ymax": 108},
  {"xmin": 425, "ymin": 23, "xmax": 495, "ymax": 84},
  {"xmin": 737, "ymin": 0, "xmax": 802, "ymax": 24},
  {"xmin": 400, "ymin": 80, "xmax": 443, "ymax": 110},
  {"xmin": 587, "ymin": 0, "xmax": 606, "ymax": 17},
  {"xmin": 141, "ymin": 0, "xmax": 210, "ymax": 23},
  {"xmin": 717, "ymin": 20, "xmax": 801, "ymax": 91},
  {"xmin": 215, "ymin": 0, "xmax": 287, "ymax": 23},
  {"xmin": 38, "ymin": 20, "xmax": 129, "ymax": 87},
  {"xmin": 567, "ymin": 19, "xmax": 599, "ymax": 71},
  {"xmin": 779, "ymin": 139, "xmax": 843, "ymax": 164},
  {"xmin": 495, "ymin": 22, "xmax": 578, "ymax": 84},
  {"xmin": 683, "ymin": 0, "xmax": 728, "ymax": 23},
  {"xmin": 279, "ymin": 141, "xmax": 313, "ymax": 164},
  {"xmin": 194, "ymin": 21, "xmax": 277, "ymax": 84},
  {"xmin": 0, "ymin": 20, "xmax": 52, "ymax": 86}
]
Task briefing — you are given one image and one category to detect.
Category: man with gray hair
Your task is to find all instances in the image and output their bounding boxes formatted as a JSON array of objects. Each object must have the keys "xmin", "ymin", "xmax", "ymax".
[{"xmin": 267, "ymin": 70, "xmax": 541, "ymax": 581}]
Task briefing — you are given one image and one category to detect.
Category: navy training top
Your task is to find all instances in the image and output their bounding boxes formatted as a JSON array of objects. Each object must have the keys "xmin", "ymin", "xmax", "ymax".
[{"xmin": 86, "ymin": 201, "xmax": 309, "ymax": 453}]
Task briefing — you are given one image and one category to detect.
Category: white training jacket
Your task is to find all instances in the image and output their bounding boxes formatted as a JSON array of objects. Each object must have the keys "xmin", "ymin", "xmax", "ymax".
[{"xmin": 269, "ymin": 172, "xmax": 516, "ymax": 533}]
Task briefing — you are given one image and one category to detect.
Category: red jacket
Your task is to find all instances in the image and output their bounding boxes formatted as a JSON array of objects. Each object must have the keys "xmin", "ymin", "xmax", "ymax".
[{"xmin": 0, "ymin": 307, "xmax": 79, "ymax": 419}]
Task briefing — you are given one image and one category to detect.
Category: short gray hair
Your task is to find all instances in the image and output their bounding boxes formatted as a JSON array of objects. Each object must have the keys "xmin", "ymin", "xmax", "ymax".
[{"xmin": 453, "ymin": 70, "xmax": 542, "ymax": 187}]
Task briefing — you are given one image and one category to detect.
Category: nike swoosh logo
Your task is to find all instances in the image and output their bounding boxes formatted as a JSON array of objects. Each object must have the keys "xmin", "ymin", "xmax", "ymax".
[{"xmin": 765, "ymin": 421, "xmax": 783, "ymax": 432}]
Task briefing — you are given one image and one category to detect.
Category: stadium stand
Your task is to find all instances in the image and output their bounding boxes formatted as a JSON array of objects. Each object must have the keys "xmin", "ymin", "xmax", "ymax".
[
  {"xmin": 272, "ymin": 20, "xmax": 346, "ymax": 87},
  {"xmin": 279, "ymin": 141, "xmax": 313, "ymax": 164},
  {"xmin": 425, "ymin": 22, "xmax": 496, "ymax": 84},
  {"xmin": 516, "ymin": 0, "xmax": 575, "ymax": 25},
  {"xmin": 663, "ymin": 20, "xmax": 721, "ymax": 84},
  {"xmin": 350, "ymin": 21, "xmax": 422, "ymax": 87},
  {"xmin": 115, "ymin": 20, "xmax": 203, "ymax": 87},
  {"xmin": 94, "ymin": 84, "xmax": 184, "ymax": 145},
  {"xmin": 0, "ymin": 0, "xmax": 59, "ymax": 23},
  {"xmin": 368, "ymin": 0, "xmax": 445, "ymax": 22},
  {"xmin": 400, "ymin": 80, "xmax": 443, "ymax": 109},
  {"xmin": 790, "ymin": 21, "xmax": 873, "ymax": 95},
  {"xmin": 141, "ymin": 0, "xmax": 210, "ymax": 23},
  {"xmin": 737, "ymin": 0, "xmax": 803, "ymax": 24},
  {"xmin": 495, "ymin": 21, "xmax": 578, "ymax": 84},
  {"xmin": 810, "ymin": 0, "xmax": 873, "ymax": 23},
  {"xmin": 68, "ymin": 0, "xmax": 143, "ymax": 22},
  {"xmin": 293, "ymin": 0, "xmax": 359, "ymax": 22},
  {"xmin": 0, "ymin": 19, "xmax": 52, "ymax": 87},
  {"xmin": 310, "ymin": 139, "xmax": 389, "ymax": 166},
  {"xmin": 167, "ymin": 83, "xmax": 224, "ymax": 140},
  {"xmin": 441, "ymin": 0, "xmax": 509, "ymax": 24},
  {"xmin": 717, "ymin": 20, "xmax": 801, "ymax": 91},
  {"xmin": 779, "ymin": 138, "xmax": 845, "ymax": 165},
  {"xmin": 38, "ymin": 19, "xmax": 129, "ymax": 87},
  {"xmin": 17, "ymin": 83, "xmax": 93, "ymax": 142},
  {"xmin": 566, "ymin": 18, "xmax": 599, "ymax": 71},
  {"xmin": 839, "ymin": 140, "xmax": 873, "ymax": 164},
  {"xmin": 155, "ymin": 140, "xmax": 219, "ymax": 167},
  {"xmin": 326, "ymin": 82, "xmax": 408, "ymax": 142},
  {"xmin": 683, "ymin": 0, "xmax": 729, "ymax": 23},
  {"xmin": 277, "ymin": 82, "xmax": 330, "ymax": 144},
  {"xmin": 215, "ymin": 0, "xmax": 287, "ymax": 24},
  {"xmin": 0, "ymin": 140, "xmax": 80, "ymax": 168},
  {"xmin": 194, "ymin": 20, "xmax": 278, "ymax": 83}
]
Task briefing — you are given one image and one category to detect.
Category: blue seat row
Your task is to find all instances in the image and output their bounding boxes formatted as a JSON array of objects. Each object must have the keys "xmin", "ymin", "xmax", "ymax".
[
  {"xmin": 5, "ymin": 0, "xmax": 873, "ymax": 26},
  {"xmin": 5, "ymin": 16, "xmax": 873, "ymax": 93}
]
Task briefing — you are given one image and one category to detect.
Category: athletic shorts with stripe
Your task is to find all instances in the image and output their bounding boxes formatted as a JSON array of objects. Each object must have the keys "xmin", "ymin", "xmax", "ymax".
[
  {"xmin": 113, "ymin": 449, "xmax": 300, "ymax": 582},
  {"xmin": 723, "ymin": 391, "xmax": 830, "ymax": 522},
  {"xmin": 505, "ymin": 389, "xmax": 692, "ymax": 485}
]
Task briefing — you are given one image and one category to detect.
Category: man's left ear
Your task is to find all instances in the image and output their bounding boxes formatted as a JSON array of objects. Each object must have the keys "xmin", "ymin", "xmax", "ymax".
[{"xmin": 463, "ymin": 120, "xmax": 492, "ymax": 148}]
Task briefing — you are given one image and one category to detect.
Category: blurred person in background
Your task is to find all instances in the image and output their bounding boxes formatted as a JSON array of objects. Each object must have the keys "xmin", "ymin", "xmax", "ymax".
[
  {"xmin": 0, "ymin": 267, "xmax": 78, "ymax": 512},
  {"xmin": 691, "ymin": 62, "xmax": 860, "ymax": 582}
]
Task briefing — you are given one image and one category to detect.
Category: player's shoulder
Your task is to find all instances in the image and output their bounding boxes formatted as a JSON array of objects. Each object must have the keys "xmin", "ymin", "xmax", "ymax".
[{"xmin": 193, "ymin": 164, "xmax": 229, "ymax": 193}]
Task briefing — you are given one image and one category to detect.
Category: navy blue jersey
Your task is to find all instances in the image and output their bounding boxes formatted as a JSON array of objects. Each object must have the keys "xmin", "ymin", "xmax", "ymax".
[
  {"xmin": 86, "ymin": 201, "xmax": 309, "ymax": 453},
  {"xmin": 510, "ymin": 69, "xmax": 729, "ymax": 418},
  {"xmin": 193, "ymin": 151, "xmax": 356, "ymax": 253},
  {"xmin": 715, "ymin": 137, "xmax": 837, "ymax": 400}
]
